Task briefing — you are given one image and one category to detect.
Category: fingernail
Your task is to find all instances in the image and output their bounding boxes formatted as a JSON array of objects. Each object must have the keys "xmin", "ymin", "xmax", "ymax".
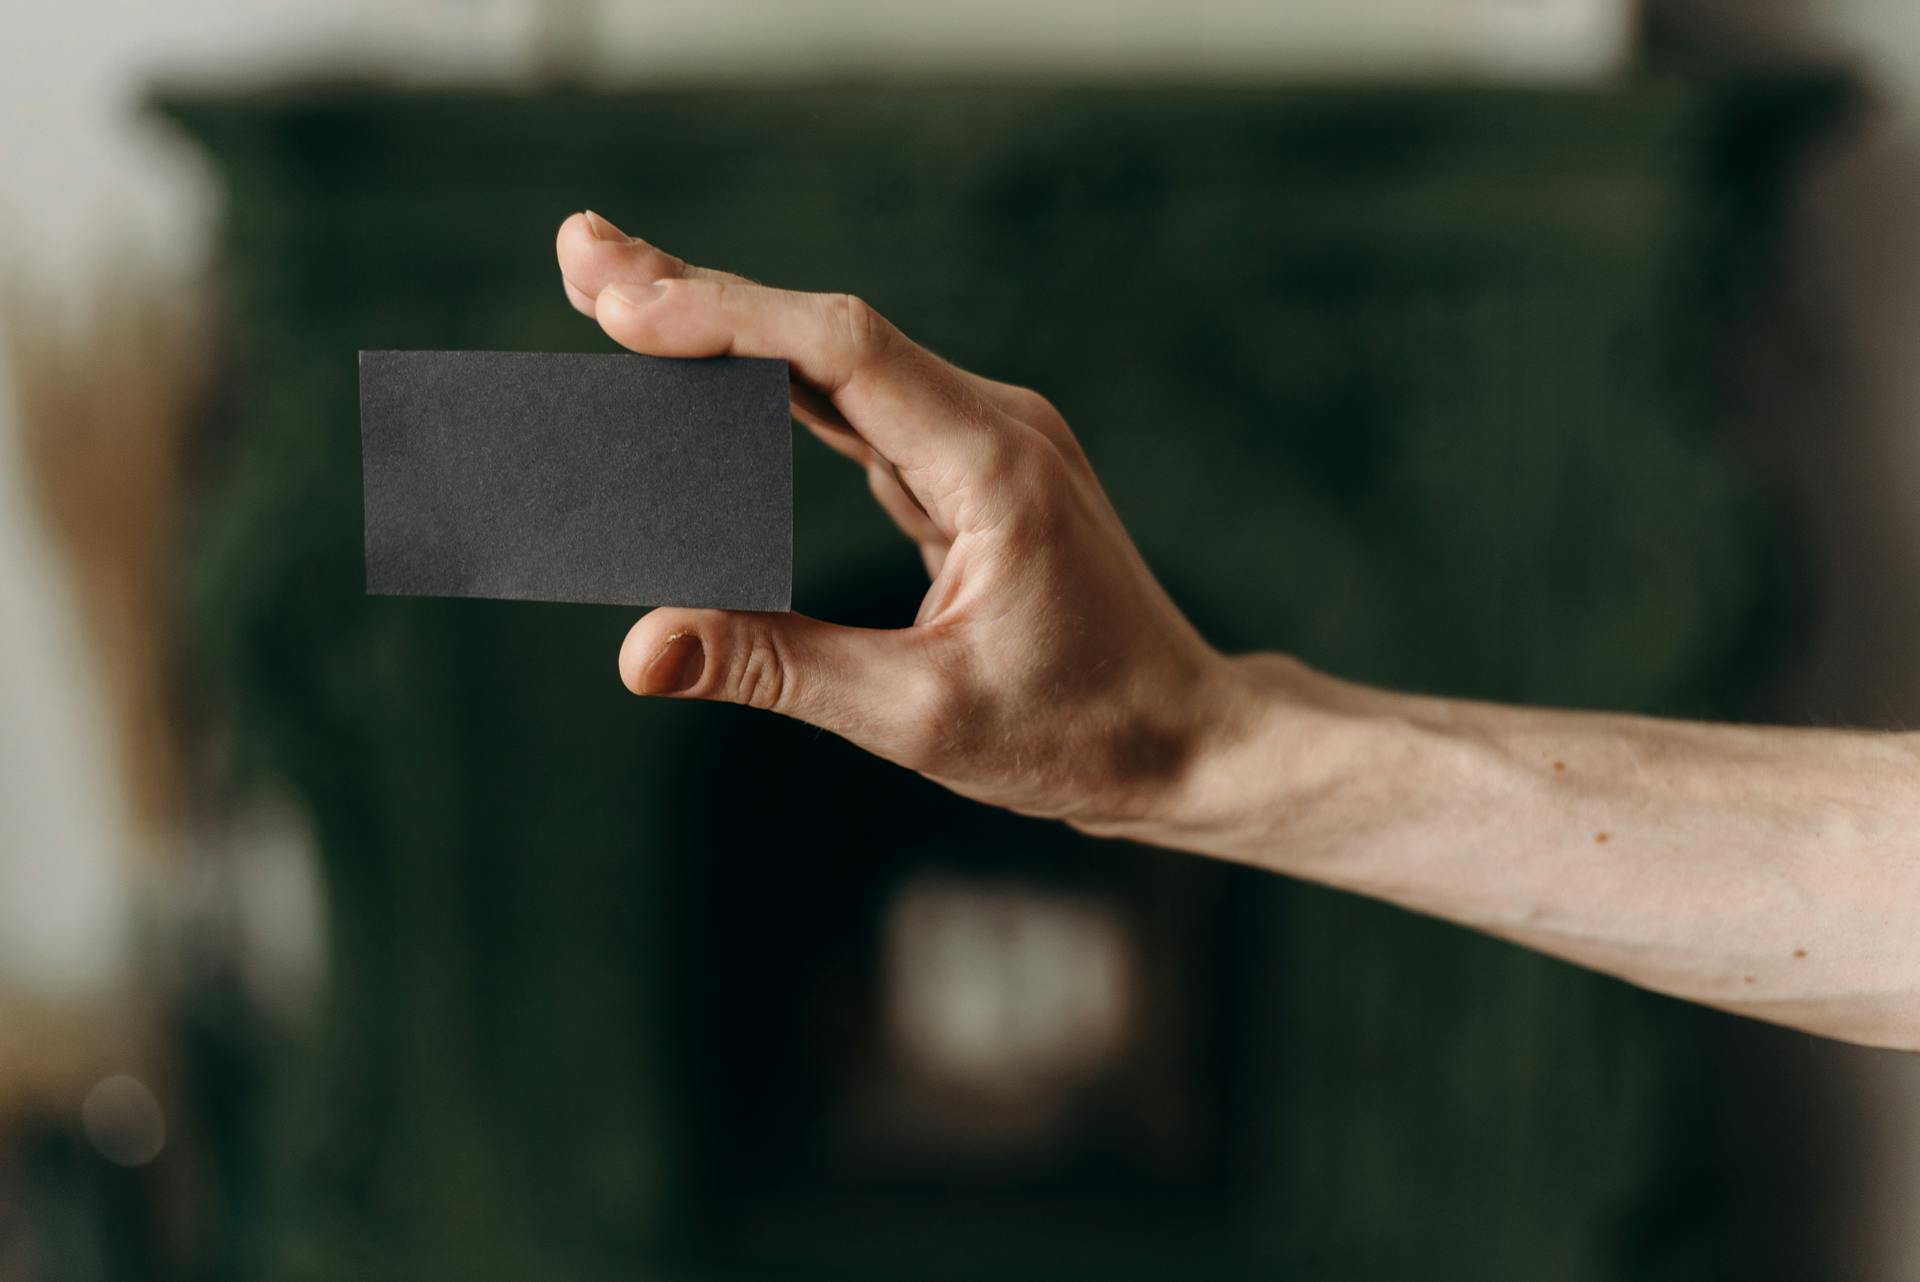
[
  {"xmin": 601, "ymin": 281, "xmax": 665, "ymax": 308},
  {"xmin": 583, "ymin": 209, "xmax": 629, "ymax": 242},
  {"xmin": 641, "ymin": 633, "xmax": 705, "ymax": 695}
]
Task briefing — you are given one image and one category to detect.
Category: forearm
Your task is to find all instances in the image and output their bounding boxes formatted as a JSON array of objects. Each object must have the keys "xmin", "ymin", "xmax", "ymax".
[{"xmin": 1154, "ymin": 654, "xmax": 1920, "ymax": 1049}]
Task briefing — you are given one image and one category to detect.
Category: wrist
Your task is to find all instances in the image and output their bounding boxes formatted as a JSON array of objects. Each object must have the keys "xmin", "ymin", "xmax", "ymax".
[{"xmin": 1094, "ymin": 651, "xmax": 1391, "ymax": 866}]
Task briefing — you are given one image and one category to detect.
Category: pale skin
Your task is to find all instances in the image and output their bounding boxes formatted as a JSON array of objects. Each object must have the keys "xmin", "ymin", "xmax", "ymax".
[{"xmin": 556, "ymin": 210, "xmax": 1920, "ymax": 1052}]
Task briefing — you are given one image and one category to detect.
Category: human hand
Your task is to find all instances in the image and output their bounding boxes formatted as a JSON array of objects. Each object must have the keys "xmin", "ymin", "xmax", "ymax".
[{"xmin": 555, "ymin": 211, "xmax": 1261, "ymax": 836}]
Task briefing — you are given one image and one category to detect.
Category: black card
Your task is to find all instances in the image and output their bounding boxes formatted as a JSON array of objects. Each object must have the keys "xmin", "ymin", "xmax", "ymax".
[{"xmin": 360, "ymin": 350, "xmax": 792, "ymax": 611}]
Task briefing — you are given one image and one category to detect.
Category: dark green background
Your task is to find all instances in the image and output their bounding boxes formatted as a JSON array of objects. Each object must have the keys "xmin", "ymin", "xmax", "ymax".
[{"xmin": 139, "ymin": 77, "xmax": 1851, "ymax": 1280}]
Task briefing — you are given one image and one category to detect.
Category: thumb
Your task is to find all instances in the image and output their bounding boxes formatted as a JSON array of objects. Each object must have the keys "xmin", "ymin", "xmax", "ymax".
[{"xmin": 618, "ymin": 607, "xmax": 928, "ymax": 751}]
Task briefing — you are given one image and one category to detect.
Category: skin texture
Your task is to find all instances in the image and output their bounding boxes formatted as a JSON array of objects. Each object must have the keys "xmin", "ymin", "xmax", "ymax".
[{"xmin": 556, "ymin": 211, "xmax": 1920, "ymax": 1051}]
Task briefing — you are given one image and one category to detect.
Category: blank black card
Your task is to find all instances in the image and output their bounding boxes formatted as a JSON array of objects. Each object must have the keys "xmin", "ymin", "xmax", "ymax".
[{"xmin": 360, "ymin": 351, "xmax": 792, "ymax": 611}]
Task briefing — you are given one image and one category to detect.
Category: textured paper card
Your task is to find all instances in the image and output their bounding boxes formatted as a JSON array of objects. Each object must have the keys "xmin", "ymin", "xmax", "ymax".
[{"xmin": 360, "ymin": 350, "xmax": 792, "ymax": 611}]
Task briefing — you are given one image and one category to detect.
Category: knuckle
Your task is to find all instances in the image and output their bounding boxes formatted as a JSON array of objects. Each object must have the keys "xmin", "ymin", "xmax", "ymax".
[
  {"xmin": 997, "ymin": 443, "xmax": 1077, "ymax": 546},
  {"xmin": 727, "ymin": 624, "xmax": 791, "ymax": 713},
  {"xmin": 1031, "ymin": 426, "xmax": 1072, "ymax": 477},
  {"xmin": 1011, "ymin": 387, "xmax": 1091, "ymax": 466},
  {"xmin": 976, "ymin": 420, "xmax": 1032, "ymax": 482},
  {"xmin": 1018, "ymin": 427, "xmax": 1072, "ymax": 490},
  {"xmin": 831, "ymin": 292, "xmax": 893, "ymax": 363},
  {"xmin": 1011, "ymin": 385, "xmax": 1064, "ymax": 428}
]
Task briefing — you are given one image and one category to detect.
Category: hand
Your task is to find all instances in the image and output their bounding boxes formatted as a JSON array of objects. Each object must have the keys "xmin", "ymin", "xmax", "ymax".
[{"xmin": 555, "ymin": 211, "xmax": 1257, "ymax": 835}]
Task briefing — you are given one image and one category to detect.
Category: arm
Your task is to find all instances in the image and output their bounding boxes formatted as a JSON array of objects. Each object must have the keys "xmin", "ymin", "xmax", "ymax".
[
  {"xmin": 1143, "ymin": 655, "xmax": 1920, "ymax": 1050},
  {"xmin": 555, "ymin": 212, "xmax": 1920, "ymax": 1051}
]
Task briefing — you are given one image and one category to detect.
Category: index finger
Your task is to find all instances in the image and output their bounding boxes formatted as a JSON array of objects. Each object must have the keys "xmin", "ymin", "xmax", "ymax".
[
  {"xmin": 594, "ymin": 275, "xmax": 1037, "ymax": 533},
  {"xmin": 555, "ymin": 214, "xmax": 1071, "ymax": 440}
]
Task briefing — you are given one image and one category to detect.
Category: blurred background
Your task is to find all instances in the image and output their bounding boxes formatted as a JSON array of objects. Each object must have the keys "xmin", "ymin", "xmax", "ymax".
[{"xmin": 4, "ymin": 1, "xmax": 1920, "ymax": 1278}]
